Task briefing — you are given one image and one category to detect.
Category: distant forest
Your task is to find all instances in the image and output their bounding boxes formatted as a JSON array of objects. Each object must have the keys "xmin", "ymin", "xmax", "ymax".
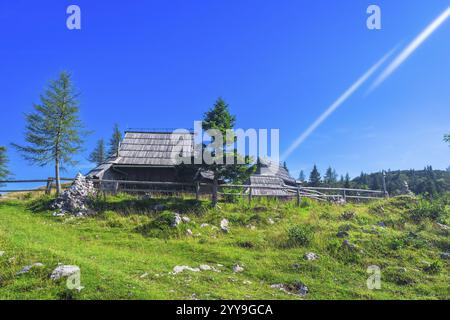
[{"xmin": 298, "ymin": 165, "xmax": 450, "ymax": 196}]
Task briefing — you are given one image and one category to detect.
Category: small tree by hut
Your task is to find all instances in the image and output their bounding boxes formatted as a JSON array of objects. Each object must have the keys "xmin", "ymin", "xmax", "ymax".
[{"xmin": 197, "ymin": 98, "xmax": 253, "ymax": 206}]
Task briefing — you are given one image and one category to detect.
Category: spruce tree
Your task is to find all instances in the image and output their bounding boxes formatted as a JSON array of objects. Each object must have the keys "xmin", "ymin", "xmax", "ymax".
[
  {"xmin": 344, "ymin": 173, "xmax": 351, "ymax": 189},
  {"xmin": 108, "ymin": 124, "xmax": 122, "ymax": 157},
  {"xmin": 12, "ymin": 72, "xmax": 86, "ymax": 195},
  {"xmin": 0, "ymin": 146, "xmax": 11, "ymax": 184},
  {"xmin": 309, "ymin": 165, "xmax": 321, "ymax": 187},
  {"xmin": 89, "ymin": 139, "xmax": 107, "ymax": 165},
  {"xmin": 324, "ymin": 166, "xmax": 338, "ymax": 186},
  {"xmin": 298, "ymin": 170, "xmax": 306, "ymax": 182},
  {"xmin": 198, "ymin": 98, "xmax": 253, "ymax": 206}
]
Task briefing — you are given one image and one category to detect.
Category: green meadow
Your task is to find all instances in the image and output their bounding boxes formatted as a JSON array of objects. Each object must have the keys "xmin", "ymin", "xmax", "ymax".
[{"xmin": 0, "ymin": 193, "xmax": 448, "ymax": 300}]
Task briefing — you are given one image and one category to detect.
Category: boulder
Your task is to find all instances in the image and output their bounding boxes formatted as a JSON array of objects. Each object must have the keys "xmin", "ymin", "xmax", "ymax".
[
  {"xmin": 52, "ymin": 173, "xmax": 96, "ymax": 217},
  {"xmin": 172, "ymin": 265, "xmax": 200, "ymax": 274},
  {"xmin": 233, "ymin": 264, "xmax": 244, "ymax": 273},
  {"xmin": 171, "ymin": 213, "xmax": 182, "ymax": 227},
  {"xmin": 182, "ymin": 216, "xmax": 191, "ymax": 223},
  {"xmin": 50, "ymin": 265, "xmax": 80, "ymax": 280},
  {"xmin": 220, "ymin": 219, "xmax": 229, "ymax": 233},
  {"xmin": 271, "ymin": 282, "xmax": 308, "ymax": 297},
  {"xmin": 304, "ymin": 252, "xmax": 319, "ymax": 261},
  {"xmin": 17, "ymin": 263, "xmax": 44, "ymax": 275},
  {"xmin": 199, "ymin": 264, "xmax": 213, "ymax": 271}
]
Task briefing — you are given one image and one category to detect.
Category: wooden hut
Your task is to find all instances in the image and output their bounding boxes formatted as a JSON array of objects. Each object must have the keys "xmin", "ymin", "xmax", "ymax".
[
  {"xmin": 247, "ymin": 158, "xmax": 297, "ymax": 196},
  {"xmin": 88, "ymin": 131, "xmax": 195, "ymax": 183}
]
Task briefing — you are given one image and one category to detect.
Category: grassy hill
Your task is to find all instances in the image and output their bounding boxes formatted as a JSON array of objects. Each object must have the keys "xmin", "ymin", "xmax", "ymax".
[{"xmin": 0, "ymin": 193, "xmax": 448, "ymax": 300}]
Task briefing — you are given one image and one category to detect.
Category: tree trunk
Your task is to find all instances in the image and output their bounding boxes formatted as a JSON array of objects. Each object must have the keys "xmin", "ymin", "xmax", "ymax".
[
  {"xmin": 55, "ymin": 158, "xmax": 62, "ymax": 196},
  {"xmin": 212, "ymin": 177, "xmax": 218, "ymax": 207}
]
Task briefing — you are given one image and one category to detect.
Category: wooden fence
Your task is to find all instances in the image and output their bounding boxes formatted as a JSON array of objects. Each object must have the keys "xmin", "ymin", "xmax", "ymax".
[{"xmin": 0, "ymin": 177, "xmax": 386, "ymax": 205}]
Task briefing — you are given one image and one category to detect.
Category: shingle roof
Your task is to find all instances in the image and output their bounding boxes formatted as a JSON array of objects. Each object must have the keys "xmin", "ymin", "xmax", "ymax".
[
  {"xmin": 248, "ymin": 175, "xmax": 292, "ymax": 196},
  {"xmin": 257, "ymin": 158, "xmax": 297, "ymax": 185},
  {"xmin": 114, "ymin": 131, "xmax": 194, "ymax": 166}
]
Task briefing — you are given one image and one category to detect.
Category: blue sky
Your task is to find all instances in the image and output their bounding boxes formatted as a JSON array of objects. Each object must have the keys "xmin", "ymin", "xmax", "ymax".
[{"xmin": 0, "ymin": 0, "xmax": 449, "ymax": 184}]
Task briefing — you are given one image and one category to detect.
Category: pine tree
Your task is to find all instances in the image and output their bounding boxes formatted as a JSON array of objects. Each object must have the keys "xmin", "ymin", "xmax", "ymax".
[
  {"xmin": 89, "ymin": 139, "xmax": 107, "ymax": 165},
  {"xmin": 108, "ymin": 123, "xmax": 122, "ymax": 157},
  {"xmin": 324, "ymin": 166, "xmax": 338, "ymax": 186},
  {"xmin": 309, "ymin": 165, "xmax": 321, "ymax": 187},
  {"xmin": 344, "ymin": 173, "xmax": 351, "ymax": 189},
  {"xmin": 0, "ymin": 146, "xmax": 11, "ymax": 184},
  {"xmin": 444, "ymin": 134, "xmax": 450, "ymax": 146},
  {"xmin": 198, "ymin": 98, "xmax": 253, "ymax": 206},
  {"xmin": 298, "ymin": 170, "xmax": 306, "ymax": 182},
  {"xmin": 12, "ymin": 72, "xmax": 87, "ymax": 195}
]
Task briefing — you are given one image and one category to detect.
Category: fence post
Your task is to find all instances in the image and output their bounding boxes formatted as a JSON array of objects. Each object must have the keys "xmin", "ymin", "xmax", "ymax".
[
  {"xmin": 248, "ymin": 187, "xmax": 252, "ymax": 204},
  {"xmin": 45, "ymin": 178, "xmax": 53, "ymax": 195},
  {"xmin": 113, "ymin": 181, "xmax": 119, "ymax": 195},
  {"xmin": 296, "ymin": 186, "xmax": 301, "ymax": 207},
  {"xmin": 195, "ymin": 182, "xmax": 200, "ymax": 201},
  {"xmin": 382, "ymin": 171, "xmax": 389, "ymax": 198},
  {"xmin": 343, "ymin": 189, "xmax": 347, "ymax": 202}
]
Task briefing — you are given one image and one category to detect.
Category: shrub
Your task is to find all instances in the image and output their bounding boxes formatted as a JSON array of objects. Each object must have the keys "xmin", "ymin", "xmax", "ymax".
[
  {"xmin": 135, "ymin": 211, "xmax": 181, "ymax": 238},
  {"xmin": 409, "ymin": 199, "xmax": 447, "ymax": 223},
  {"xmin": 384, "ymin": 267, "xmax": 416, "ymax": 285},
  {"xmin": 299, "ymin": 198, "xmax": 311, "ymax": 208},
  {"xmin": 423, "ymin": 261, "xmax": 442, "ymax": 275},
  {"xmin": 389, "ymin": 238, "xmax": 405, "ymax": 250},
  {"xmin": 287, "ymin": 225, "xmax": 313, "ymax": 247}
]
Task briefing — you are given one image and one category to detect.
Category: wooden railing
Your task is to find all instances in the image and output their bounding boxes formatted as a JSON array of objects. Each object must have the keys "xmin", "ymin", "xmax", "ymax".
[{"xmin": 0, "ymin": 177, "xmax": 386, "ymax": 205}]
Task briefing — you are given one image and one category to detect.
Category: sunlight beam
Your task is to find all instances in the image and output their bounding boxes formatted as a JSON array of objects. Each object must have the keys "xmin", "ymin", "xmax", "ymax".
[
  {"xmin": 281, "ymin": 49, "xmax": 395, "ymax": 161},
  {"xmin": 370, "ymin": 6, "xmax": 450, "ymax": 92}
]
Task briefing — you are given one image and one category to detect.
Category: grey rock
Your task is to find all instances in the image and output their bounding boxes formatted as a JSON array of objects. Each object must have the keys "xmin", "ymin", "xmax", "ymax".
[
  {"xmin": 171, "ymin": 213, "xmax": 182, "ymax": 227},
  {"xmin": 233, "ymin": 264, "xmax": 244, "ymax": 273},
  {"xmin": 17, "ymin": 263, "xmax": 44, "ymax": 275},
  {"xmin": 51, "ymin": 173, "xmax": 96, "ymax": 217},
  {"xmin": 440, "ymin": 252, "xmax": 450, "ymax": 260},
  {"xmin": 270, "ymin": 282, "xmax": 308, "ymax": 297},
  {"xmin": 220, "ymin": 219, "xmax": 229, "ymax": 233},
  {"xmin": 341, "ymin": 240, "xmax": 358, "ymax": 251},
  {"xmin": 172, "ymin": 266, "xmax": 201, "ymax": 274},
  {"xmin": 336, "ymin": 231, "xmax": 349, "ymax": 238},
  {"xmin": 186, "ymin": 229, "xmax": 193, "ymax": 236},
  {"xmin": 182, "ymin": 216, "xmax": 191, "ymax": 223},
  {"xmin": 436, "ymin": 223, "xmax": 449, "ymax": 231},
  {"xmin": 50, "ymin": 265, "xmax": 80, "ymax": 280},
  {"xmin": 304, "ymin": 252, "xmax": 319, "ymax": 261}
]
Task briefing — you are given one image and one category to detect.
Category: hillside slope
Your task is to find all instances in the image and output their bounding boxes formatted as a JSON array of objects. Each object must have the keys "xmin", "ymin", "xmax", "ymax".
[{"xmin": 0, "ymin": 194, "xmax": 448, "ymax": 300}]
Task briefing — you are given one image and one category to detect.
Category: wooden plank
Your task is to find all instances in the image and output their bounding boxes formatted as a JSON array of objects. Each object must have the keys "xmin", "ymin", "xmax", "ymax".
[{"xmin": 0, "ymin": 179, "xmax": 53, "ymax": 183}]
